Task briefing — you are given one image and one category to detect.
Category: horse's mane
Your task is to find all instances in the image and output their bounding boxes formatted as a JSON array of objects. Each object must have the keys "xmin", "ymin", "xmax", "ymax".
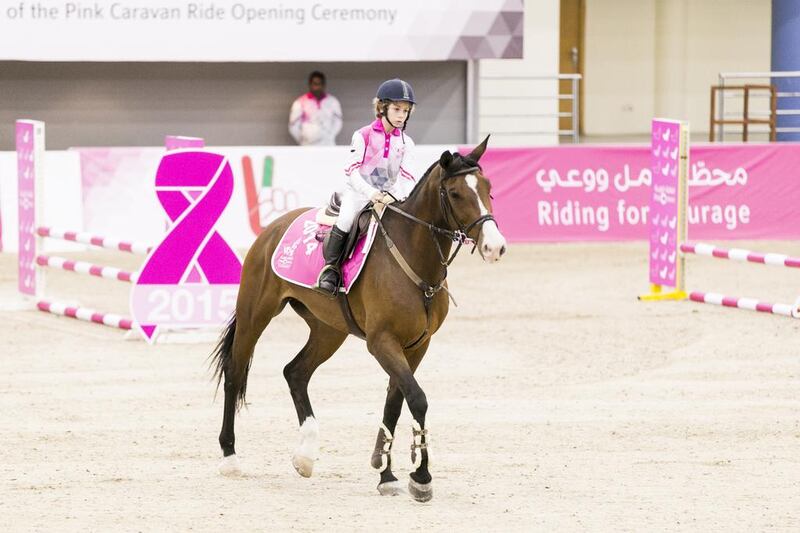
[{"xmin": 401, "ymin": 153, "xmax": 479, "ymax": 204}]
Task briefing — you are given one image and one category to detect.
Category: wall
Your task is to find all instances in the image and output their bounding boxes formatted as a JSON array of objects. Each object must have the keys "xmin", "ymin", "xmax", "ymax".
[
  {"xmin": 584, "ymin": 0, "xmax": 771, "ymax": 137},
  {"xmin": 583, "ymin": 0, "xmax": 657, "ymax": 136},
  {"xmin": 683, "ymin": 0, "xmax": 771, "ymax": 138},
  {"xmin": 476, "ymin": 0, "xmax": 561, "ymax": 146},
  {"xmin": 0, "ymin": 61, "xmax": 466, "ymax": 150},
  {"xmin": 1, "ymin": 1, "xmax": 772, "ymax": 147}
]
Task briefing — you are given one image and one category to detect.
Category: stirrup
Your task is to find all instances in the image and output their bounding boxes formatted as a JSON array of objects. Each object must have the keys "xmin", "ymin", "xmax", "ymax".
[{"xmin": 315, "ymin": 266, "xmax": 341, "ymax": 297}]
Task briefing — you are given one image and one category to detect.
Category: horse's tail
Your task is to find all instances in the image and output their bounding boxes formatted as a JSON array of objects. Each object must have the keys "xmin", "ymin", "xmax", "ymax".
[{"xmin": 210, "ymin": 314, "xmax": 251, "ymax": 410}]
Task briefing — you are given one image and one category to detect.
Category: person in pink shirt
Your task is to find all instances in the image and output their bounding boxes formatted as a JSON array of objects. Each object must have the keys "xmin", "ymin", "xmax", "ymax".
[
  {"xmin": 288, "ymin": 71, "xmax": 343, "ymax": 146},
  {"xmin": 316, "ymin": 78, "xmax": 418, "ymax": 296}
]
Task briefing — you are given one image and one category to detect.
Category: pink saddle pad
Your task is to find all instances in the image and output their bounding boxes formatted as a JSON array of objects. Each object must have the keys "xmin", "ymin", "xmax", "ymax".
[{"xmin": 270, "ymin": 208, "xmax": 378, "ymax": 293}]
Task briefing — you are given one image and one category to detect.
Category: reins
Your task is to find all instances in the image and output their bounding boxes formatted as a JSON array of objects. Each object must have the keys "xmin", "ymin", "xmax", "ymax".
[{"xmin": 368, "ymin": 164, "xmax": 497, "ymax": 348}]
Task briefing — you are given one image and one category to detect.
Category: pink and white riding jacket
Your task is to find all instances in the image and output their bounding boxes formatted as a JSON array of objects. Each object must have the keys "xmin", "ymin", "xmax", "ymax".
[
  {"xmin": 343, "ymin": 119, "xmax": 417, "ymax": 200},
  {"xmin": 288, "ymin": 92, "xmax": 343, "ymax": 146}
]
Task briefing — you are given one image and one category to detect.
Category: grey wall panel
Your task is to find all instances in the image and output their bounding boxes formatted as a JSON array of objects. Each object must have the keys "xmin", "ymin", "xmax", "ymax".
[{"xmin": 0, "ymin": 61, "xmax": 466, "ymax": 150}]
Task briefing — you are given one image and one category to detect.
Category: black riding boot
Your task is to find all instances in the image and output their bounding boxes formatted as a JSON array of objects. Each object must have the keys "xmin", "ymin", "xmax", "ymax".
[{"xmin": 316, "ymin": 226, "xmax": 349, "ymax": 296}]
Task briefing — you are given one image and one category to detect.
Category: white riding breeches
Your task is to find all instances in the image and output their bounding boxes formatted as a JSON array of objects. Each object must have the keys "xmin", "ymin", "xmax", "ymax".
[{"xmin": 334, "ymin": 187, "xmax": 371, "ymax": 232}]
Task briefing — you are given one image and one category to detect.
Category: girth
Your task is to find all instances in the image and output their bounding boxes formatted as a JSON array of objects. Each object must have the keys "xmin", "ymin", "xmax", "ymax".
[{"xmin": 333, "ymin": 207, "xmax": 432, "ymax": 349}]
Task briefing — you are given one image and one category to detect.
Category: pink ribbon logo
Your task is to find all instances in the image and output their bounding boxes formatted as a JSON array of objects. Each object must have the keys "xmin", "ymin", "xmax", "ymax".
[{"xmin": 130, "ymin": 151, "xmax": 242, "ymax": 342}]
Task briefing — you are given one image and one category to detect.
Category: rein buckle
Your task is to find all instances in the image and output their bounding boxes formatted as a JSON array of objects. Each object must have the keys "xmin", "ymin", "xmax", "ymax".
[{"xmin": 452, "ymin": 230, "xmax": 470, "ymax": 245}]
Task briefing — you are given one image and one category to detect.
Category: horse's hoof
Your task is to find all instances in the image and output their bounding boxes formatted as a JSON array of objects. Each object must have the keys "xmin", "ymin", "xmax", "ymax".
[
  {"xmin": 292, "ymin": 454, "xmax": 314, "ymax": 478},
  {"xmin": 377, "ymin": 480, "xmax": 403, "ymax": 496},
  {"xmin": 218, "ymin": 454, "xmax": 242, "ymax": 477},
  {"xmin": 408, "ymin": 479, "xmax": 433, "ymax": 502}
]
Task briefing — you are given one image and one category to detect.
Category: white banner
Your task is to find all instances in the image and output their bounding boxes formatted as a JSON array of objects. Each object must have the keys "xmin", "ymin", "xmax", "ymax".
[
  {"xmin": 0, "ymin": 144, "xmax": 458, "ymax": 252},
  {"xmin": 0, "ymin": 0, "xmax": 523, "ymax": 61}
]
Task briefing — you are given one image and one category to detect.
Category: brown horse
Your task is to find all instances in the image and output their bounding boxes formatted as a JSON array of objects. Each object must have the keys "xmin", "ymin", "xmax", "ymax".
[{"xmin": 210, "ymin": 137, "xmax": 507, "ymax": 501}]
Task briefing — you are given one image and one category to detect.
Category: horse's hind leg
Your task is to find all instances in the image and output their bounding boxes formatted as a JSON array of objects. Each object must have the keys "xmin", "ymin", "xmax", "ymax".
[
  {"xmin": 371, "ymin": 339, "xmax": 430, "ymax": 496},
  {"xmin": 215, "ymin": 292, "xmax": 284, "ymax": 477},
  {"xmin": 283, "ymin": 300, "xmax": 347, "ymax": 478}
]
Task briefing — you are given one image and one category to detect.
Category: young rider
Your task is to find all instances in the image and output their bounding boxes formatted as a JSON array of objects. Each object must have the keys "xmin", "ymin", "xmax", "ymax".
[{"xmin": 316, "ymin": 78, "xmax": 418, "ymax": 296}]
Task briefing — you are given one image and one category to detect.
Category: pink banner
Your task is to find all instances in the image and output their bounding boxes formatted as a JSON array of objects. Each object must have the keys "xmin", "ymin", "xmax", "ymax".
[
  {"xmin": 130, "ymin": 151, "xmax": 242, "ymax": 342},
  {"xmin": 467, "ymin": 143, "xmax": 800, "ymax": 242},
  {"xmin": 648, "ymin": 120, "xmax": 683, "ymax": 287},
  {"xmin": 16, "ymin": 121, "xmax": 37, "ymax": 295}
]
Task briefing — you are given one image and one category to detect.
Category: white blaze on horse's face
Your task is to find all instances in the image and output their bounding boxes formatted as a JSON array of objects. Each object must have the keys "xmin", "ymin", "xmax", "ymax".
[{"xmin": 465, "ymin": 174, "xmax": 507, "ymax": 263}]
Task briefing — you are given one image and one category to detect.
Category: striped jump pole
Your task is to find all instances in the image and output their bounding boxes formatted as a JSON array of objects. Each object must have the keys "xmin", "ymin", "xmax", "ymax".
[
  {"xmin": 37, "ymin": 227, "xmax": 152, "ymax": 255},
  {"xmin": 640, "ymin": 119, "xmax": 800, "ymax": 319},
  {"xmin": 16, "ymin": 119, "xmax": 149, "ymax": 333},
  {"xmin": 36, "ymin": 255, "xmax": 139, "ymax": 283},
  {"xmin": 16, "ymin": 122, "xmax": 214, "ymax": 338},
  {"xmin": 688, "ymin": 291, "xmax": 798, "ymax": 318},
  {"xmin": 680, "ymin": 243, "xmax": 800, "ymax": 318},
  {"xmin": 37, "ymin": 300, "xmax": 133, "ymax": 329},
  {"xmin": 680, "ymin": 243, "xmax": 800, "ymax": 269}
]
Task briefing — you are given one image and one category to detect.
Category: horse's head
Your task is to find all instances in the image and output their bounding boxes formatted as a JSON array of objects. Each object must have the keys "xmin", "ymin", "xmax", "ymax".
[{"xmin": 436, "ymin": 136, "xmax": 507, "ymax": 262}]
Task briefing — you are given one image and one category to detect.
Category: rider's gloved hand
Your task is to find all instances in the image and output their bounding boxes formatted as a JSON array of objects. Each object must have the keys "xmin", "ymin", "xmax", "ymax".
[{"xmin": 371, "ymin": 191, "xmax": 395, "ymax": 205}]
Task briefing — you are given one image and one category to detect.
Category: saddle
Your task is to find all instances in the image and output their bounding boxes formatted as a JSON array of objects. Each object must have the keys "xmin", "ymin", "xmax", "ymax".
[{"xmin": 315, "ymin": 192, "xmax": 374, "ymax": 261}]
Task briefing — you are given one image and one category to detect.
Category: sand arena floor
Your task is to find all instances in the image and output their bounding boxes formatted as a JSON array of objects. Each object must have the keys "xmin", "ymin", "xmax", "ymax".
[{"xmin": 1, "ymin": 242, "xmax": 798, "ymax": 531}]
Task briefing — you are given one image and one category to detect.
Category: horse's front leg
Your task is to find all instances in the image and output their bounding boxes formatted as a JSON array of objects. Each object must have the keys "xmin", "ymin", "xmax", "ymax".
[
  {"xmin": 371, "ymin": 380, "xmax": 404, "ymax": 495},
  {"xmin": 371, "ymin": 338, "xmax": 431, "ymax": 496},
  {"xmin": 368, "ymin": 334, "xmax": 433, "ymax": 502}
]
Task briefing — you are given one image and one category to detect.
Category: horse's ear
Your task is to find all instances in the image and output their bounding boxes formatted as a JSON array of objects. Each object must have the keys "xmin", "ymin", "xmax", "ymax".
[
  {"xmin": 467, "ymin": 135, "xmax": 490, "ymax": 162},
  {"xmin": 439, "ymin": 150, "xmax": 453, "ymax": 168}
]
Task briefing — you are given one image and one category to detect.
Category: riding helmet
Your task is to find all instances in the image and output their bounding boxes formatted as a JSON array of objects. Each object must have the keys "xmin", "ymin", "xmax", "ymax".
[{"xmin": 376, "ymin": 79, "xmax": 416, "ymax": 104}]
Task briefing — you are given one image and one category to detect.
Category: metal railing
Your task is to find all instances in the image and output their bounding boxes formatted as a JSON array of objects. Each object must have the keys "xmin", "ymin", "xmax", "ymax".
[
  {"xmin": 480, "ymin": 74, "xmax": 582, "ymax": 143},
  {"xmin": 709, "ymin": 84, "xmax": 776, "ymax": 142},
  {"xmin": 716, "ymin": 71, "xmax": 800, "ymax": 141}
]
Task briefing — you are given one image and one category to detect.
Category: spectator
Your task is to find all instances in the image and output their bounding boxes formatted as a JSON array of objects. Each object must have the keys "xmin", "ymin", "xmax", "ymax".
[{"xmin": 288, "ymin": 71, "xmax": 343, "ymax": 146}]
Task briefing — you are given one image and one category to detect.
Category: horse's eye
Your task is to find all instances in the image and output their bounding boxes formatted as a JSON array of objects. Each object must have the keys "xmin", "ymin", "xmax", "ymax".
[{"xmin": 448, "ymin": 189, "xmax": 461, "ymax": 198}]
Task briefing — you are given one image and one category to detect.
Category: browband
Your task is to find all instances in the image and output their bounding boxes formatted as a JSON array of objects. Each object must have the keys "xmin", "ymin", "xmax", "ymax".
[{"xmin": 443, "ymin": 166, "xmax": 481, "ymax": 178}]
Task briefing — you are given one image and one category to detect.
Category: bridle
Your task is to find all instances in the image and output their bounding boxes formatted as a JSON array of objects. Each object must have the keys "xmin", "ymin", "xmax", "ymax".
[
  {"xmin": 437, "ymin": 166, "xmax": 498, "ymax": 263},
  {"xmin": 370, "ymin": 163, "xmax": 497, "ymax": 306},
  {"xmin": 383, "ymin": 165, "xmax": 496, "ymax": 265}
]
